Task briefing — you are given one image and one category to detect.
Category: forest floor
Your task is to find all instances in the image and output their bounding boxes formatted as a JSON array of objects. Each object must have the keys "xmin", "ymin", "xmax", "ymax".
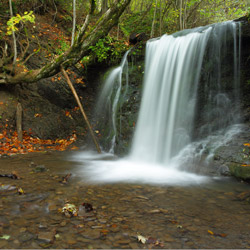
[{"xmin": 0, "ymin": 151, "xmax": 250, "ymax": 249}]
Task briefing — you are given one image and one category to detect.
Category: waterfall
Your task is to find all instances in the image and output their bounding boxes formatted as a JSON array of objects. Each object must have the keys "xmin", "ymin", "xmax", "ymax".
[
  {"xmin": 96, "ymin": 50, "xmax": 130, "ymax": 153},
  {"xmin": 130, "ymin": 21, "xmax": 241, "ymax": 169},
  {"xmin": 73, "ymin": 20, "xmax": 242, "ymax": 185}
]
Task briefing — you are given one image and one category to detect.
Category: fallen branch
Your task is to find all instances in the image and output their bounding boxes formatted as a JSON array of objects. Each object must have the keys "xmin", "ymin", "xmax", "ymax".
[
  {"xmin": 60, "ymin": 66, "xmax": 101, "ymax": 153},
  {"xmin": 16, "ymin": 102, "xmax": 23, "ymax": 141}
]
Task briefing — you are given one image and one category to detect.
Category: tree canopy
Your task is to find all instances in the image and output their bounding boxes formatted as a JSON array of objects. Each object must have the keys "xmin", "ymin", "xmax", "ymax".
[{"xmin": 0, "ymin": 0, "xmax": 249, "ymax": 86}]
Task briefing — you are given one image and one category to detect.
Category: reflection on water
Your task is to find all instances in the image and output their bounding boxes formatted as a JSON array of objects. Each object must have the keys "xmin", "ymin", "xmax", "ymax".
[{"xmin": 0, "ymin": 152, "xmax": 250, "ymax": 249}]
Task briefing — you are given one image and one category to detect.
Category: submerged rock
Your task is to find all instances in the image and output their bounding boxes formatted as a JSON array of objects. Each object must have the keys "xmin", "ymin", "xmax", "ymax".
[{"xmin": 229, "ymin": 163, "xmax": 250, "ymax": 181}]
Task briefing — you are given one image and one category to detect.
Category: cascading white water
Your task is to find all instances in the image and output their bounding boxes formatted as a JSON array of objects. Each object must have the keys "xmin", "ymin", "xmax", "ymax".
[
  {"xmin": 130, "ymin": 21, "xmax": 241, "ymax": 168},
  {"xmin": 96, "ymin": 50, "xmax": 130, "ymax": 153},
  {"xmin": 73, "ymin": 21, "xmax": 242, "ymax": 185},
  {"xmin": 130, "ymin": 28, "xmax": 212, "ymax": 164}
]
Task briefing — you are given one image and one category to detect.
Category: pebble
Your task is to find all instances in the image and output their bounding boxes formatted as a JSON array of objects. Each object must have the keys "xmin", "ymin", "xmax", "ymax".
[
  {"xmin": 18, "ymin": 232, "xmax": 34, "ymax": 242},
  {"xmin": 67, "ymin": 239, "xmax": 77, "ymax": 245},
  {"xmin": 187, "ymin": 226, "xmax": 198, "ymax": 232},
  {"xmin": 110, "ymin": 227, "xmax": 120, "ymax": 233},
  {"xmin": 19, "ymin": 227, "xmax": 27, "ymax": 233},
  {"xmin": 48, "ymin": 204, "xmax": 57, "ymax": 211},
  {"xmin": 81, "ymin": 229, "xmax": 100, "ymax": 240},
  {"xmin": 148, "ymin": 209, "xmax": 161, "ymax": 214},
  {"xmin": 76, "ymin": 237, "xmax": 91, "ymax": 243},
  {"xmin": 37, "ymin": 231, "xmax": 55, "ymax": 243},
  {"xmin": 135, "ymin": 195, "xmax": 149, "ymax": 200},
  {"xmin": 164, "ymin": 234, "xmax": 175, "ymax": 242},
  {"xmin": 13, "ymin": 239, "xmax": 20, "ymax": 246},
  {"xmin": 60, "ymin": 221, "xmax": 67, "ymax": 227},
  {"xmin": 91, "ymin": 225, "xmax": 103, "ymax": 229},
  {"xmin": 98, "ymin": 219, "xmax": 107, "ymax": 224}
]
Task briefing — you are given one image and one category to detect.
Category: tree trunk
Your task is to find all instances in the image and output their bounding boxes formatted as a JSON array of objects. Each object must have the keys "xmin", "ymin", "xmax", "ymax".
[
  {"xmin": 101, "ymin": 0, "xmax": 108, "ymax": 14},
  {"xmin": 71, "ymin": 0, "xmax": 76, "ymax": 46},
  {"xmin": 8, "ymin": 0, "xmax": 17, "ymax": 66},
  {"xmin": 0, "ymin": 0, "xmax": 131, "ymax": 85},
  {"xmin": 151, "ymin": 0, "xmax": 158, "ymax": 38},
  {"xmin": 16, "ymin": 103, "xmax": 23, "ymax": 141}
]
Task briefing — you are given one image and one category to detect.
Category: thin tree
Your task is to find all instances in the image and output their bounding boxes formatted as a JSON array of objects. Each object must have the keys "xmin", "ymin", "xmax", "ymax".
[
  {"xmin": 151, "ymin": 0, "xmax": 158, "ymax": 38},
  {"xmin": 8, "ymin": 0, "xmax": 17, "ymax": 66},
  {"xmin": 71, "ymin": 0, "xmax": 76, "ymax": 46}
]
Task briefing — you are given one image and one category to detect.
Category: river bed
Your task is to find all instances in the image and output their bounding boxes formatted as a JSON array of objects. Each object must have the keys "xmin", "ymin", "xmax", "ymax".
[{"xmin": 0, "ymin": 151, "xmax": 250, "ymax": 249}]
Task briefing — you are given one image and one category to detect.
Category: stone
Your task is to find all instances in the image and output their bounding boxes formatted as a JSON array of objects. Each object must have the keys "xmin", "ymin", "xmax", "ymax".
[
  {"xmin": 91, "ymin": 225, "xmax": 103, "ymax": 229},
  {"xmin": 67, "ymin": 239, "xmax": 77, "ymax": 245},
  {"xmin": 229, "ymin": 163, "xmax": 250, "ymax": 180},
  {"xmin": 164, "ymin": 234, "xmax": 175, "ymax": 242},
  {"xmin": 60, "ymin": 221, "xmax": 67, "ymax": 227},
  {"xmin": 19, "ymin": 227, "xmax": 27, "ymax": 233},
  {"xmin": 13, "ymin": 239, "xmax": 20, "ymax": 246},
  {"xmin": 186, "ymin": 226, "xmax": 198, "ymax": 232},
  {"xmin": 76, "ymin": 237, "xmax": 91, "ymax": 243},
  {"xmin": 81, "ymin": 229, "xmax": 100, "ymax": 240},
  {"xmin": 148, "ymin": 209, "xmax": 161, "ymax": 214},
  {"xmin": 34, "ymin": 165, "xmax": 47, "ymax": 173},
  {"xmin": 37, "ymin": 231, "xmax": 55, "ymax": 243},
  {"xmin": 18, "ymin": 232, "xmax": 34, "ymax": 242}
]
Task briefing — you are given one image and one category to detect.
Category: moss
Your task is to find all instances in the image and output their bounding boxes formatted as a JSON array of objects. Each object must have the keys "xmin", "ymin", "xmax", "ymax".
[{"xmin": 229, "ymin": 163, "xmax": 250, "ymax": 180}]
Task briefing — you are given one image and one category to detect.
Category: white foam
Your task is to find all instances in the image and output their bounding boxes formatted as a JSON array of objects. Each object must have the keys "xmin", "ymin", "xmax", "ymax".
[{"xmin": 72, "ymin": 151, "xmax": 209, "ymax": 186}]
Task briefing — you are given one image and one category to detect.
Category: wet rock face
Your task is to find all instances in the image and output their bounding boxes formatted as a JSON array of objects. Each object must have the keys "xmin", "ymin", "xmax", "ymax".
[
  {"xmin": 0, "ymin": 71, "xmax": 91, "ymax": 140},
  {"xmin": 236, "ymin": 17, "xmax": 250, "ymax": 122}
]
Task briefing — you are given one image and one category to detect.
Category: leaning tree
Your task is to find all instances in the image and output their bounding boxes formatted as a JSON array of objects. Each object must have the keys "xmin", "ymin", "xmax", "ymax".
[{"xmin": 0, "ymin": 0, "xmax": 132, "ymax": 85}]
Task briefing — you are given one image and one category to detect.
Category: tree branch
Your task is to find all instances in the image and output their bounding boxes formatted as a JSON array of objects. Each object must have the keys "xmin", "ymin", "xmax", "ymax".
[{"xmin": 0, "ymin": 0, "xmax": 131, "ymax": 85}]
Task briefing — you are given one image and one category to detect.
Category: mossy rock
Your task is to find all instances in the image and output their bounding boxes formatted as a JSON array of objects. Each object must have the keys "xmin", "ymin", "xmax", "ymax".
[{"xmin": 229, "ymin": 163, "xmax": 250, "ymax": 180}]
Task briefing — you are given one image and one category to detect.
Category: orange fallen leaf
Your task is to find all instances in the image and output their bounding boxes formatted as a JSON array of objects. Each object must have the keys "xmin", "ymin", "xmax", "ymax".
[
  {"xmin": 218, "ymin": 233, "xmax": 227, "ymax": 237},
  {"xmin": 208, "ymin": 230, "xmax": 214, "ymax": 235}
]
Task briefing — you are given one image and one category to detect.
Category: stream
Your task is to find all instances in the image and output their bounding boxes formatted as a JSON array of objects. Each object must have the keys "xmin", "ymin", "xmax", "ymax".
[{"xmin": 0, "ymin": 151, "xmax": 250, "ymax": 249}]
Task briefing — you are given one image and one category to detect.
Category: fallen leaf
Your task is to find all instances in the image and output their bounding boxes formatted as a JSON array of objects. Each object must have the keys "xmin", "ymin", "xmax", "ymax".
[
  {"xmin": 208, "ymin": 230, "xmax": 214, "ymax": 235},
  {"xmin": 137, "ymin": 235, "xmax": 147, "ymax": 244},
  {"xmin": 218, "ymin": 233, "xmax": 227, "ymax": 237},
  {"xmin": 18, "ymin": 187, "xmax": 25, "ymax": 195},
  {"xmin": 0, "ymin": 235, "xmax": 10, "ymax": 240}
]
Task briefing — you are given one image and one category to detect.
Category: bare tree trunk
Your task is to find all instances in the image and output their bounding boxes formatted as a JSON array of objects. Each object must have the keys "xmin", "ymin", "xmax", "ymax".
[
  {"xmin": 101, "ymin": 0, "xmax": 108, "ymax": 14},
  {"xmin": 179, "ymin": 0, "xmax": 183, "ymax": 30},
  {"xmin": 151, "ymin": 0, "xmax": 158, "ymax": 38},
  {"xmin": 9, "ymin": 0, "xmax": 17, "ymax": 66},
  {"xmin": 159, "ymin": 0, "xmax": 162, "ymax": 36},
  {"xmin": 183, "ymin": 0, "xmax": 187, "ymax": 29},
  {"xmin": 16, "ymin": 103, "xmax": 23, "ymax": 141},
  {"xmin": 61, "ymin": 66, "xmax": 101, "ymax": 153},
  {"xmin": 71, "ymin": 0, "xmax": 76, "ymax": 46}
]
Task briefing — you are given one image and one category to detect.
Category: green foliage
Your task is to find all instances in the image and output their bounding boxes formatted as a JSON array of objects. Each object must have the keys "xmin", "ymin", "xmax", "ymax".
[
  {"xmin": 55, "ymin": 38, "xmax": 70, "ymax": 55},
  {"xmin": 6, "ymin": 11, "xmax": 35, "ymax": 35},
  {"xmin": 89, "ymin": 36, "xmax": 128, "ymax": 64},
  {"xmin": 120, "ymin": 12, "xmax": 152, "ymax": 36}
]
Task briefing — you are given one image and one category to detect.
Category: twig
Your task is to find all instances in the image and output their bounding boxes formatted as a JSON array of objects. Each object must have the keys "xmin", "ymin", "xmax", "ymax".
[{"xmin": 60, "ymin": 66, "xmax": 101, "ymax": 153}]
